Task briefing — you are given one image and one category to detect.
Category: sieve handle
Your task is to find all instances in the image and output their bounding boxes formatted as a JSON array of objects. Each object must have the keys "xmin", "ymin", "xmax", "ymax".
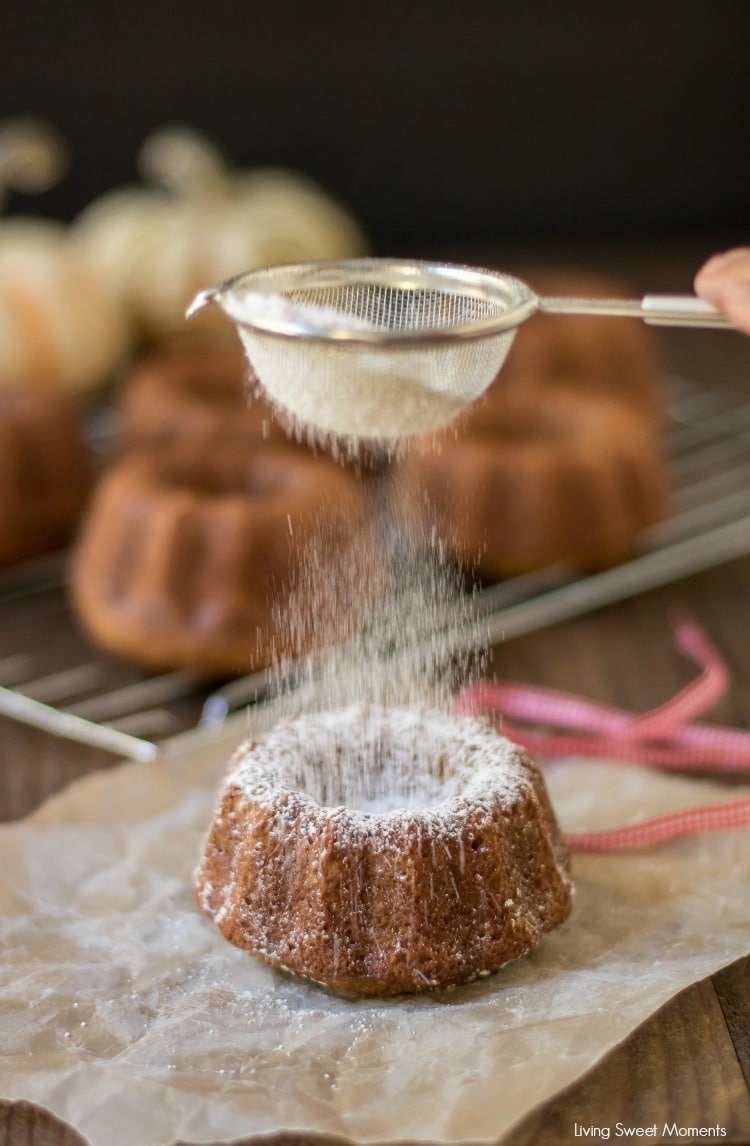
[{"xmin": 537, "ymin": 293, "xmax": 733, "ymax": 329}]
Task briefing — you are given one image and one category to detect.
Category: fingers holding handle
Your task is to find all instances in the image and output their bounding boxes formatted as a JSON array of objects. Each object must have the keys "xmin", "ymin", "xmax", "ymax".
[{"xmin": 694, "ymin": 247, "xmax": 750, "ymax": 335}]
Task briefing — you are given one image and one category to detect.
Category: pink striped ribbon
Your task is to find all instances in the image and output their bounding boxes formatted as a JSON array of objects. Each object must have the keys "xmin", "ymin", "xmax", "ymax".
[{"xmin": 457, "ymin": 616, "xmax": 750, "ymax": 852}]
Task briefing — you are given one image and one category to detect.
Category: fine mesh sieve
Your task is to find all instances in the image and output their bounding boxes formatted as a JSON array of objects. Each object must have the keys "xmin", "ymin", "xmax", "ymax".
[{"xmin": 190, "ymin": 257, "xmax": 732, "ymax": 442}]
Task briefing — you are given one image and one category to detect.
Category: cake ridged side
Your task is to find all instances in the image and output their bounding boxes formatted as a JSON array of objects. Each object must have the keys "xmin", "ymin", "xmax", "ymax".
[{"xmin": 195, "ymin": 709, "xmax": 573, "ymax": 996}]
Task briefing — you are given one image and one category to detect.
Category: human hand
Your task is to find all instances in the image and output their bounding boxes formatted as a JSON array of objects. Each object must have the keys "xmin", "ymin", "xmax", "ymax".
[{"xmin": 694, "ymin": 247, "xmax": 750, "ymax": 335}]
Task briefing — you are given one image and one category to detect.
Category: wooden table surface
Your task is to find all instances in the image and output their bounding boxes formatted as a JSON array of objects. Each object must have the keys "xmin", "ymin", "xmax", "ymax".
[{"xmin": 1, "ymin": 238, "xmax": 749, "ymax": 1146}]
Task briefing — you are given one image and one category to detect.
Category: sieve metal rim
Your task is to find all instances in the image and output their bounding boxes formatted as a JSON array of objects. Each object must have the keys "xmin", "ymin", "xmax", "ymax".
[{"xmin": 191, "ymin": 257, "xmax": 540, "ymax": 347}]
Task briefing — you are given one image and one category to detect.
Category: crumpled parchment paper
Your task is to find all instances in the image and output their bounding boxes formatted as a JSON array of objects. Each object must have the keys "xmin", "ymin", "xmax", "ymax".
[{"xmin": 0, "ymin": 707, "xmax": 748, "ymax": 1146}]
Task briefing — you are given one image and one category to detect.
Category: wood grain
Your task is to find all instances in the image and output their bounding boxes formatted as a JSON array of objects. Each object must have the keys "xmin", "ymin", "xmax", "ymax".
[
  {"xmin": 0, "ymin": 1100, "xmax": 88, "ymax": 1146},
  {"xmin": 714, "ymin": 958, "xmax": 750, "ymax": 1092},
  {"xmin": 502, "ymin": 962, "xmax": 750, "ymax": 1144}
]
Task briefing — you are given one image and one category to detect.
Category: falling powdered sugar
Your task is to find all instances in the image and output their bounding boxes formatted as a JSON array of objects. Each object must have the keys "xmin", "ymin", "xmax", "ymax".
[{"xmin": 266, "ymin": 480, "xmax": 488, "ymax": 728}]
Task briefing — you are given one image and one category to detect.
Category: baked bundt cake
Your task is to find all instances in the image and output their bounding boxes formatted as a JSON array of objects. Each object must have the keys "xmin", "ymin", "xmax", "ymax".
[
  {"xmin": 117, "ymin": 346, "xmax": 290, "ymax": 453},
  {"xmin": 395, "ymin": 268, "xmax": 669, "ymax": 577},
  {"xmin": 0, "ymin": 386, "xmax": 93, "ymax": 567},
  {"xmin": 69, "ymin": 442, "xmax": 369, "ymax": 676},
  {"xmin": 118, "ymin": 344, "xmax": 387, "ymax": 474},
  {"xmin": 396, "ymin": 386, "xmax": 669, "ymax": 577},
  {"xmin": 195, "ymin": 704, "xmax": 573, "ymax": 996}
]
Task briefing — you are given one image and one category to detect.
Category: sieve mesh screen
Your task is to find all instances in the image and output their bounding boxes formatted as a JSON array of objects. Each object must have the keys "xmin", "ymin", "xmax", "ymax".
[
  {"xmin": 197, "ymin": 259, "xmax": 537, "ymax": 448},
  {"xmin": 282, "ymin": 283, "xmax": 508, "ymax": 333},
  {"xmin": 193, "ymin": 257, "xmax": 729, "ymax": 446}
]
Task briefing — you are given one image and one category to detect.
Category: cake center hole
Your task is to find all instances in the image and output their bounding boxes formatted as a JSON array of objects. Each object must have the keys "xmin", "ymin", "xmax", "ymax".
[{"xmin": 281, "ymin": 711, "xmax": 465, "ymax": 814}]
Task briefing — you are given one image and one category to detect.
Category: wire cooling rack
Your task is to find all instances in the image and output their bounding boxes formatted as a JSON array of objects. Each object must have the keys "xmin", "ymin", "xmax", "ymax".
[{"xmin": 1, "ymin": 373, "xmax": 749, "ymax": 762}]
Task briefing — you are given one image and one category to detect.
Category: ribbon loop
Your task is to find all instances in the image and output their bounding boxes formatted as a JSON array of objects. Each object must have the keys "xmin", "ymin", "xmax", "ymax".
[{"xmin": 457, "ymin": 617, "xmax": 750, "ymax": 851}]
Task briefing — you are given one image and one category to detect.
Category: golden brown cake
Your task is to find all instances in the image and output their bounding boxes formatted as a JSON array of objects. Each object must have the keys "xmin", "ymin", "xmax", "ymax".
[
  {"xmin": 195, "ymin": 704, "xmax": 573, "ymax": 996},
  {"xmin": 69, "ymin": 442, "xmax": 368, "ymax": 676},
  {"xmin": 394, "ymin": 269, "xmax": 669, "ymax": 577},
  {"xmin": 0, "ymin": 386, "xmax": 93, "ymax": 567},
  {"xmin": 117, "ymin": 346, "xmax": 290, "ymax": 454},
  {"xmin": 397, "ymin": 387, "xmax": 669, "ymax": 577},
  {"xmin": 117, "ymin": 345, "xmax": 388, "ymax": 475}
]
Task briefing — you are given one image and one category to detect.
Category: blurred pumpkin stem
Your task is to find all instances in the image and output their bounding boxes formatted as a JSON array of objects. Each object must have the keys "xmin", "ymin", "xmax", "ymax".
[
  {"xmin": 0, "ymin": 117, "xmax": 69, "ymax": 213},
  {"xmin": 137, "ymin": 125, "xmax": 231, "ymax": 201}
]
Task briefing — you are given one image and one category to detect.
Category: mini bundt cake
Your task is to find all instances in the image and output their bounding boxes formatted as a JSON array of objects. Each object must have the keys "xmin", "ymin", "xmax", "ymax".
[
  {"xmin": 118, "ymin": 344, "xmax": 386, "ymax": 473},
  {"xmin": 394, "ymin": 268, "xmax": 669, "ymax": 577},
  {"xmin": 0, "ymin": 386, "xmax": 93, "ymax": 566},
  {"xmin": 117, "ymin": 346, "xmax": 290, "ymax": 453},
  {"xmin": 69, "ymin": 442, "xmax": 368, "ymax": 676},
  {"xmin": 195, "ymin": 704, "xmax": 573, "ymax": 996},
  {"xmin": 396, "ymin": 387, "xmax": 669, "ymax": 577}
]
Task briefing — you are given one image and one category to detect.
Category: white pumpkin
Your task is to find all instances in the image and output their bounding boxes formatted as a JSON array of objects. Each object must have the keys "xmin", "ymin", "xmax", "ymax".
[
  {"xmin": 72, "ymin": 126, "xmax": 369, "ymax": 343},
  {"xmin": 0, "ymin": 120, "xmax": 129, "ymax": 394}
]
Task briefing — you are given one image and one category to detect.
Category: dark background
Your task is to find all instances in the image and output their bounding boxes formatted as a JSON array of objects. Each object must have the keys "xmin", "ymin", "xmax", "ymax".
[{"xmin": 1, "ymin": 0, "xmax": 749, "ymax": 253}]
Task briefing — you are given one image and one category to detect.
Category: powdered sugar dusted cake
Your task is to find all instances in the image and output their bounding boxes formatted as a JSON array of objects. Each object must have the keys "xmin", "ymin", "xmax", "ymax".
[{"xmin": 194, "ymin": 705, "xmax": 573, "ymax": 996}]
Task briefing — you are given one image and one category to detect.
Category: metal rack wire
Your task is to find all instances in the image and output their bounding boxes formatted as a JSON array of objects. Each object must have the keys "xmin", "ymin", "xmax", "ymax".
[{"xmin": 1, "ymin": 372, "xmax": 749, "ymax": 758}]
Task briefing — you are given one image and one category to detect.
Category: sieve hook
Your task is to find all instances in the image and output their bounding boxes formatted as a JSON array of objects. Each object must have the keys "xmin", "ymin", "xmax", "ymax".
[{"xmin": 186, "ymin": 285, "xmax": 222, "ymax": 318}]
